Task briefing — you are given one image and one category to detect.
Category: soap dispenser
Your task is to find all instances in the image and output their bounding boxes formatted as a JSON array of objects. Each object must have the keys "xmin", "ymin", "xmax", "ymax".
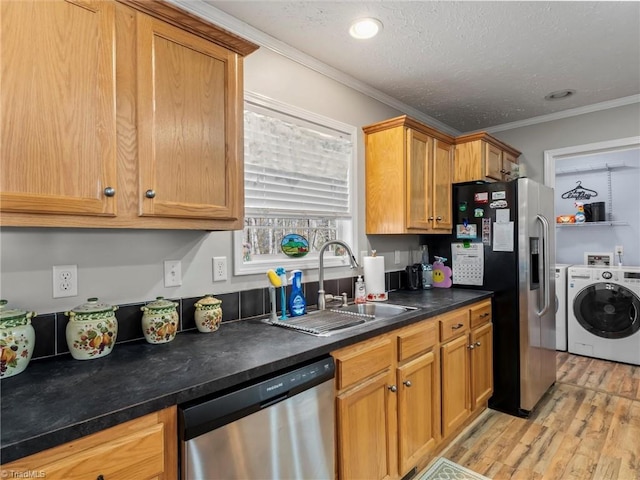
[
  {"xmin": 288, "ymin": 270, "xmax": 306, "ymax": 317},
  {"xmin": 354, "ymin": 275, "xmax": 366, "ymax": 304}
]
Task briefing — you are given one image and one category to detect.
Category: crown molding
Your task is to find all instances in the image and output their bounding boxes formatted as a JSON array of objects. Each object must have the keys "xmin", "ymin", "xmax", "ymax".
[
  {"xmin": 167, "ymin": 0, "xmax": 461, "ymax": 136},
  {"xmin": 482, "ymin": 95, "xmax": 640, "ymax": 134}
]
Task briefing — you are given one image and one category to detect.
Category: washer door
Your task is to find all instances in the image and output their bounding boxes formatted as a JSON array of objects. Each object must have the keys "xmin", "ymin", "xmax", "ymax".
[{"xmin": 573, "ymin": 283, "xmax": 640, "ymax": 339}]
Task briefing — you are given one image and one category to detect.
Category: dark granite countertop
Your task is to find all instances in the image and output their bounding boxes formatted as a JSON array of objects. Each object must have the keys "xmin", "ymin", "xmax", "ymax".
[{"xmin": 0, "ymin": 288, "xmax": 491, "ymax": 464}]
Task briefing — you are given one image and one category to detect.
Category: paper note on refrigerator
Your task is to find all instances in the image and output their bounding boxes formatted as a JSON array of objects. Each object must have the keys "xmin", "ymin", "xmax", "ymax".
[
  {"xmin": 451, "ymin": 243, "xmax": 484, "ymax": 285},
  {"xmin": 493, "ymin": 221, "xmax": 514, "ymax": 251}
]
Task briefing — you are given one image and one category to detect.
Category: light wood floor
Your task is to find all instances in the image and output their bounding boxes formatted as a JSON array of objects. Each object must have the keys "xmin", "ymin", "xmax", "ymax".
[{"xmin": 439, "ymin": 352, "xmax": 640, "ymax": 480}]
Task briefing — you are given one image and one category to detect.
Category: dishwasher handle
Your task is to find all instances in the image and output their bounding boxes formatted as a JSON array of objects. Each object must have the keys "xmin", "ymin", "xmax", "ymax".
[{"xmin": 180, "ymin": 356, "xmax": 335, "ymax": 441}]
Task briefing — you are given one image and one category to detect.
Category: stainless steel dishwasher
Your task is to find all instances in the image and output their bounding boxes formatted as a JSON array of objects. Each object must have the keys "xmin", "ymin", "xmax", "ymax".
[{"xmin": 179, "ymin": 356, "xmax": 335, "ymax": 480}]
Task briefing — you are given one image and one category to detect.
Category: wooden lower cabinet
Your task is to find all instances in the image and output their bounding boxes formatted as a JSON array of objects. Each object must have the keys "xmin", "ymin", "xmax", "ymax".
[
  {"xmin": 1, "ymin": 407, "xmax": 177, "ymax": 480},
  {"xmin": 440, "ymin": 333, "xmax": 471, "ymax": 438},
  {"xmin": 333, "ymin": 300, "xmax": 493, "ymax": 479},
  {"xmin": 471, "ymin": 318, "xmax": 494, "ymax": 409},
  {"xmin": 336, "ymin": 368, "xmax": 398, "ymax": 480},
  {"xmin": 333, "ymin": 320, "xmax": 440, "ymax": 479},
  {"xmin": 397, "ymin": 350, "xmax": 439, "ymax": 474}
]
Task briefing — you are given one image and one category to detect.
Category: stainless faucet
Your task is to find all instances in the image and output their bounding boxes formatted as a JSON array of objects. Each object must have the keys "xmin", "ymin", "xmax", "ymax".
[{"xmin": 317, "ymin": 240, "xmax": 359, "ymax": 310}]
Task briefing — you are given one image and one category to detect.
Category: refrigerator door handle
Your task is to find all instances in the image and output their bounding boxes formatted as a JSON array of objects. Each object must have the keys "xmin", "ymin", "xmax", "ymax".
[{"xmin": 536, "ymin": 214, "xmax": 551, "ymax": 317}]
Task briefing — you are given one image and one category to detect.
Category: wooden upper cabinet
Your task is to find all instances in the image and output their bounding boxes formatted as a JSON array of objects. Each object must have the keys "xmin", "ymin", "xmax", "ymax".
[
  {"xmin": 364, "ymin": 116, "xmax": 455, "ymax": 234},
  {"xmin": 453, "ymin": 132, "xmax": 521, "ymax": 183},
  {"xmin": 0, "ymin": 0, "xmax": 258, "ymax": 229},
  {"xmin": 136, "ymin": 15, "xmax": 241, "ymax": 221},
  {"xmin": 0, "ymin": 0, "xmax": 117, "ymax": 217}
]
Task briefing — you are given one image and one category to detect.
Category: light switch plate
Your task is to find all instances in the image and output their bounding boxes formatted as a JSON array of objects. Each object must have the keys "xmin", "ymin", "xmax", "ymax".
[{"xmin": 164, "ymin": 260, "xmax": 182, "ymax": 287}]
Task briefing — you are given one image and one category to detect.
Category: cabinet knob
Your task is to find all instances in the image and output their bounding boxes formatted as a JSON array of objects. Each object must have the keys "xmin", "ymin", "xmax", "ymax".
[
  {"xmin": 428, "ymin": 216, "xmax": 434, "ymax": 221},
  {"xmin": 467, "ymin": 344, "xmax": 475, "ymax": 350},
  {"xmin": 435, "ymin": 216, "xmax": 442, "ymax": 221},
  {"xmin": 451, "ymin": 323, "xmax": 464, "ymax": 330},
  {"xmin": 145, "ymin": 189, "xmax": 156, "ymax": 199},
  {"xmin": 97, "ymin": 475, "xmax": 105, "ymax": 480},
  {"xmin": 103, "ymin": 187, "xmax": 115, "ymax": 197},
  {"xmin": 480, "ymin": 313, "xmax": 490, "ymax": 318},
  {"xmin": 475, "ymin": 341, "xmax": 482, "ymax": 347},
  {"xmin": 403, "ymin": 380, "xmax": 412, "ymax": 387},
  {"xmin": 388, "ymin": 385, "xmax": 398, "ymax": 393}
]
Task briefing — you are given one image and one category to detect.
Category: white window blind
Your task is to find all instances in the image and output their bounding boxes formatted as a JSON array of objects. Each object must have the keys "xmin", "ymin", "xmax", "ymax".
[{"xmin": 244, "ymin": 104, "xmax": 352, "ymax": 217}]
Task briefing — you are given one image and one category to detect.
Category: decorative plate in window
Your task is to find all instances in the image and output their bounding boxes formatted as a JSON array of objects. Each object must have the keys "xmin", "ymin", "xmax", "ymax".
[{"xmin": 281, "ymin": 234, "xmax": 309, "ymax": 257}]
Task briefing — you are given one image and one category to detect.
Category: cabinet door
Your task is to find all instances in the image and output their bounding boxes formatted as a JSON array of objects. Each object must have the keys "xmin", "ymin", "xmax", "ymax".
[
  {"xmin": 432, "ymin": 139, "xmax": 453, "ymax": 231},
  {"xmin": 136, "ymin": 14, "xmax": 242, "ymax": 221},
  {"xmin": 471, "ymin": 322, "xmax": 494, "ymax": 410},
  {"xmin": 406, "ymin": 129, "xmax": 433, "ymax": 231},
  {"xmin": 502, "ymin": 151, "xmax": 518, "ymax": 181},
  {"xmin": 440, "ymin": 334, "xmax": 470, "ymax": 438},
  {"xmin": 336, "ymin": 369, "xmax": 397, "ymax": 480},
  {"xmin": 397, "ymin": 351, "xmax": 439, "ymax": 476},
  {"xmin": 484, "ymin": 142, "xmax": 503, "ymax": 181},
  {"xmin": 1, "ymin": 0, "xmax": 117, "ymax": 216}
]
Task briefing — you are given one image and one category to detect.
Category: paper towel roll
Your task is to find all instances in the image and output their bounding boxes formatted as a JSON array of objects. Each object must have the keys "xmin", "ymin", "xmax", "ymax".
[{"xmin": 363, "ymin": 256, "xmax": 387, "ymax": 301}]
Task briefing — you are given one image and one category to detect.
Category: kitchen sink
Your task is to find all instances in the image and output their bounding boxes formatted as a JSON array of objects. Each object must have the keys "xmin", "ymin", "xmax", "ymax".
[
  {"xmin": 269, "ymin": 303, "xmax": 418, "ymax": 337},
  {"xmin": 330, "ymin": 302, "xmax": 417, "ymax": 319}
]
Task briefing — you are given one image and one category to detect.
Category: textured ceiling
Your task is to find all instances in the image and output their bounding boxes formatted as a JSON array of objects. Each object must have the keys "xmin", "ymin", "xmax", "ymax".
[{"xmin": 202, "ymin": 1, "xmax": 640, "ymax": 133}]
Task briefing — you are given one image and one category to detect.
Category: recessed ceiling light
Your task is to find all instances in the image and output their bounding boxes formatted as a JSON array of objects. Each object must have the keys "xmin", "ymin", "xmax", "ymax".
[
  {"xmin": 544, "ymin": 89, "xmax": 576, "ymax": 101},
  {"xmin": 349, "ymin": 18, "xmax": 383, "ymax": 39}
]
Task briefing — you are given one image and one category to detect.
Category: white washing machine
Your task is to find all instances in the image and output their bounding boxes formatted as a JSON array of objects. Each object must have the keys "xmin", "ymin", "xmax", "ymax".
[
  {"xmin": 555, "ymin": 264, "xmax": 571, "ymax": 351},
  {"xmin": 567, "ymin": 266, "xmax": 640, "ymax": 365}
]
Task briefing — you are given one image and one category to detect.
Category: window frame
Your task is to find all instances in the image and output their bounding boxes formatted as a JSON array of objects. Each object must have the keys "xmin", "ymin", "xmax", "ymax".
[{"xmin": 233, "ymin": 91, "xmax": 358, "ymax": 276}]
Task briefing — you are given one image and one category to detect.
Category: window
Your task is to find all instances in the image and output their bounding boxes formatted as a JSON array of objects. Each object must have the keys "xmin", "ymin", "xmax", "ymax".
[{"xmin": 234, "ymin": 92, "xmax": 357, "ymax": 275}]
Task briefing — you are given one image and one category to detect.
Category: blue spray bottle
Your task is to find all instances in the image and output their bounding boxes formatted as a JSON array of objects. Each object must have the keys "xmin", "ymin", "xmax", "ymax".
[{"xmin": 288, "ymin": 270, "xmax": 306, "ymax": 317}]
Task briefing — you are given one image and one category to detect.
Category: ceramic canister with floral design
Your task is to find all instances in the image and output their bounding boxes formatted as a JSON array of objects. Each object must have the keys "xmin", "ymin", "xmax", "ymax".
[
  {"xmin": 0, "ymin": 300, "xmax": 36, "ymax": 379},
  {"xmin": 194, "ymin": 295, "xmax": 222, "ymax": 333},
  {"xmin": 141, "ymin": 297, "xmax": 178, "ymax": 344},
  {"xmin": 66, "ymin": 298, "xmax": 118, "ymax": 360}
]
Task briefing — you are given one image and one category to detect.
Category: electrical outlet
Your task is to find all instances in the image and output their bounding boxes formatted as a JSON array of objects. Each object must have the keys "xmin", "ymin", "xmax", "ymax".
[
  {"xmin": 213, "ymin": 257, "xmax": 227, "ymax": 282},
  {"xmin": 164, "ymin": 260, "xmax": 182, "ymax": 287},
  {"xmin": 52, "ymin": 265, "xmax": 78, "ymax": 298},
  {"xmin": 615, "ymin": 245, "xmax": 624, "ymax": 256}
]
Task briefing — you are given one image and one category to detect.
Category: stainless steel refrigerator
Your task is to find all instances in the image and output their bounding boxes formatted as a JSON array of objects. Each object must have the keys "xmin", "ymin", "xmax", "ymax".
[{"xmin": 431, "ymin": 178, "xmax": 556, "ymax": 417}]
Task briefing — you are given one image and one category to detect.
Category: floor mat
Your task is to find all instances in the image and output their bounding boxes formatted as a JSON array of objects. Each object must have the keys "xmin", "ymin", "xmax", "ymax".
[{"xmin": 419, "ymin": 457, "xmax": 491, "ymax": 480}]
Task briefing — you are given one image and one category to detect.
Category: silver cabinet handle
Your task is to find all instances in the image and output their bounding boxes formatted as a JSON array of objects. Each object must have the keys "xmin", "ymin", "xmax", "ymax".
[
  {"xmin": 403, "ymin": 380, "xmax": 412, "ymax": 387},
  {"xmin": 475, "ymin": 341, "xmax": 482, "ymax": 347},
  {"xmin": 436, "ymin": 216, "xmax": 442, "ymax": 221},
  {"xmin": 467, "ymin": 344, "xmax": 475, "ymax": 350},
  {"xmin": 428, "ymin": 216, "xmax": 434, "ymax": 220},
  {"xmin": 103, "ymin": 187, "xmax": 115, "ymax": 197},
  {"xmin": 480, "ymin": 313, "xmax": 490, "ymax": 318},
  {"xmin": 388, "ymin": 385, "xmax": 398, "ymax": 393},
  {"xmin": 451, "ymin": 323, "xmax": 464, "ymax": 330},
  {"xmin": 145, "ymin": 189, "xmax": 156, "ymax": 199}
]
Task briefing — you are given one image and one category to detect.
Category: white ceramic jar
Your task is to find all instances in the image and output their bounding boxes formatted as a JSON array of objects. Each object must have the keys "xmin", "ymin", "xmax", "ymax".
[
  {"xmin": 0, "ymin": 300, "xmax": 36, "ymax": 378},
  {"xmin": 194, "ymin": 295, "xmax": 222, "ymax": 333},
  {"xmin": 65, "ymin": 298, "xmax": 118, "ymax": 360},
  {"xmin": 141, "ymin": 297, "xmax": 179, "ymax": 344}
]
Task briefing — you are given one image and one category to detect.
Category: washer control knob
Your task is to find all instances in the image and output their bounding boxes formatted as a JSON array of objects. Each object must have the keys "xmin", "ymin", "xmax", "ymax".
[{"xmin": 602, "ymin": 271, "xmax": 612, "ymax": 280}]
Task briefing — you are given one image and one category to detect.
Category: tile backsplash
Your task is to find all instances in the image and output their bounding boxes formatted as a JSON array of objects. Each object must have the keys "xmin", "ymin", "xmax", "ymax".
[{"xmin": 30, "ymin": 271, "xmax": 406, "ymax": 362}]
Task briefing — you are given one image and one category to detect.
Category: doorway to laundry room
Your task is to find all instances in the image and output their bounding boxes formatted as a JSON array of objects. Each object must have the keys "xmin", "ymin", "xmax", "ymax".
[{"xmin": 544, "ymin": 137, "xmax": 640, "ymax": 267}]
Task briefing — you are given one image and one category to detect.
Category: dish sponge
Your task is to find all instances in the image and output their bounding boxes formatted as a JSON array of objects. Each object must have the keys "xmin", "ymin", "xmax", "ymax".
[{"xmin": 266, "ymin": 269, "xmax": 282, "ymax": 287}]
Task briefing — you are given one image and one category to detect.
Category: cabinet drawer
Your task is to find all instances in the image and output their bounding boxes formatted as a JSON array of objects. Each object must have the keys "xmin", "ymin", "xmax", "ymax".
[
  {"xmin": 439, "ymin": 310, "xmax": 469, "ymax": 343},
  {"xmin": 397, "ymin": 320, "xmax": 437, "ymax": 362},
  {"xmin": 333, "ymin": 336, "xmax": 393, "ymax": 391},
  {"xmin": 470, "ymin": 301, "xmax": 492, "ymax": 329}
]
